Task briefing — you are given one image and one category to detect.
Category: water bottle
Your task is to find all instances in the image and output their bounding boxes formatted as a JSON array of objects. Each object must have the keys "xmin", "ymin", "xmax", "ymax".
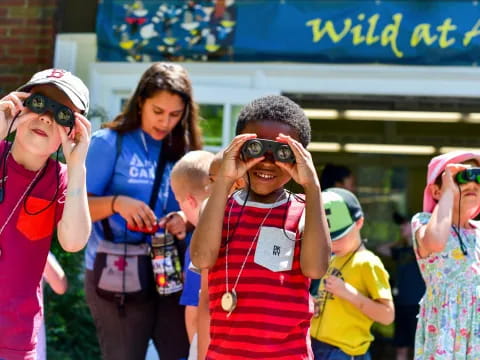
[{"xmin": 151, "ymin": 232, "xmax": 183, "ymax": 296}]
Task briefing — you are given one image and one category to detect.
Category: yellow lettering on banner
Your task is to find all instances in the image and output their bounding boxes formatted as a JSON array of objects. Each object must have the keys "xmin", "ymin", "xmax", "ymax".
[
  {"xmin": 411, "ymin": 24, "xmax": 438, "ymax": 46},
  {"xmin": 366, "ymin": 14, "xmax": 380, "ymax": 45},
  {"xmin": 306, "ymin": 18, "xmax": 352, "ymax": 43},
  {"xmin": 437, "ymin": 18, "xmax": 456, "ymax": 48},
  {"xmin": 351, "ymin": 13, "xmax": 366, "ymax": 45},
  {"xmin": 464, "ymin": 19, "xmax": 480, "ymax": 46},
  {"xmin": 381, "ymin": 13, "xmax": 403, "ymax": 58}
]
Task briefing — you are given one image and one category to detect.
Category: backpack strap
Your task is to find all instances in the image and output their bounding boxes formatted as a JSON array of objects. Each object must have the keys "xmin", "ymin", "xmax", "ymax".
[
  {"xmin": 148, "ymin": 148, "xmax": 167, "ymax": 211},
  {"xmin": 101, "ymin": 132, "xmax": 123, "ymax": 242}
]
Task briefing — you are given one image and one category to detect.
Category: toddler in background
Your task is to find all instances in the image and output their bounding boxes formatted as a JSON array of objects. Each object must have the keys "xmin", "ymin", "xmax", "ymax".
[{"xmin": 171, "ymin": 150, "xmax": 215, "ymax": 360}]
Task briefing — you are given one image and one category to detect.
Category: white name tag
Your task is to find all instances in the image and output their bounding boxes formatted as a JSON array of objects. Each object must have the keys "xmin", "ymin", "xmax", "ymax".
[{"xmin": 254, "ymin": 226, "xmax": 295, "ymax": 272}]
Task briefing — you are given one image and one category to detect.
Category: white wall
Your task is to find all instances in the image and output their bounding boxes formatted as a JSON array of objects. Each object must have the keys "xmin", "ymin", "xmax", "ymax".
[{"xmin": 54, "ymin": 33, "xmax": 97, "ymax": 82}]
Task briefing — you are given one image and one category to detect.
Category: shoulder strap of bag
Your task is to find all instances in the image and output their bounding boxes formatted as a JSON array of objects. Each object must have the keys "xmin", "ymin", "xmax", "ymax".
[{"xmin": 148, "ymin": 146, "xmax": 167, "ymax": 211}]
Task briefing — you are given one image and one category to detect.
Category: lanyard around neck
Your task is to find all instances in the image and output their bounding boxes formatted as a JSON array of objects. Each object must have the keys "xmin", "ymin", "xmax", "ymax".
[
  {"xmin": 140, "ymin": 131, "xmax": 168, "ymax": 213},
  {"xmin": 140, "ymin": 131, "xmax": 149, "ymax": 157}
]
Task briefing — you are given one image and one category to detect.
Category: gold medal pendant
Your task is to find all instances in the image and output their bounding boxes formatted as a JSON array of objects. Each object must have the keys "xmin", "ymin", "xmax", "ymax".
[{"xmin": 221, "ymin": 290, "xmax": 237, "ymax": 313}]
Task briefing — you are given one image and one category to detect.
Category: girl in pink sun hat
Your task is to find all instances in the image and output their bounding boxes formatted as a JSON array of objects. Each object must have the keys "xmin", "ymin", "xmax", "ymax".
[{"xmin": 412, "ymin": 150, "xmax": 480, "ymax": 359}]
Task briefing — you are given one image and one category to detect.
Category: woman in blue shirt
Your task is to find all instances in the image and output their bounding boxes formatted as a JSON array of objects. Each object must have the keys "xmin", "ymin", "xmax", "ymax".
[{"xmin": 85, "ymin": 62, "xmax": 202, "ymax": 360}]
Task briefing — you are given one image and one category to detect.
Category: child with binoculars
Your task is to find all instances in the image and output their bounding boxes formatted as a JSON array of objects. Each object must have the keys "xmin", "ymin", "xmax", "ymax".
[
  {"xmin": 412, "ymin": 150, "xmax": 480, "ymax": 360},
  {"xmin": 0, "ymin": 68, "xmax": 91, "ymax": 360},
  {"xmin": 191, "ymin": 95, "xmax": 331, "ymax": 359}
]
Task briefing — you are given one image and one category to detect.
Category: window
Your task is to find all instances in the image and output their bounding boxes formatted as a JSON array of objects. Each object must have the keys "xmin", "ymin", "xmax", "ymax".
[{"xmin": 199, "ymin": 105, "xmax": 223, "ymax": 148}]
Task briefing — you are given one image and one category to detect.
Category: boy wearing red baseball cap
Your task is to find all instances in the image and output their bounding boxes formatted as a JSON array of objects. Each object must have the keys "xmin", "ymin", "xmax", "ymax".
[{"xmin": 0, "ymin": 68, "xmax": 91, "ymax": 360}]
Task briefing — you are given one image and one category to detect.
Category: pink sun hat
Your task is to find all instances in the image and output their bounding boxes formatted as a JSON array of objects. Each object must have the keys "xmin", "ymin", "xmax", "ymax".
[{"xmin": 423, "ymin": 150, "xmax": 480, "ymax": 213}]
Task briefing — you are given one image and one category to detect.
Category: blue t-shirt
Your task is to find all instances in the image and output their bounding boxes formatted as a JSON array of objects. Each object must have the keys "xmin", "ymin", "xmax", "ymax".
[
  {"xmin": 180, "ymin": 242, "xmax": 201, "ymax": 307},
  {"xmin": 84, "ymin": 128, "xmax": 180, "ymax": 270}
]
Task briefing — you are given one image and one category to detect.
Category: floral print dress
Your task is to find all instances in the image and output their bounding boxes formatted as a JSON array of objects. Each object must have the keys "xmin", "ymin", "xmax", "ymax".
[{"xmin": 412, "ymin": 212, "xmax": 480, "ymax": 360}]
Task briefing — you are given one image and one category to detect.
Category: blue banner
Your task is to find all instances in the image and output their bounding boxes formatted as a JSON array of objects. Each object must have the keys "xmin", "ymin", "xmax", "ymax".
[{"xmin": 97, "ymin": 1, "xmax": 480, "ymax": 65}]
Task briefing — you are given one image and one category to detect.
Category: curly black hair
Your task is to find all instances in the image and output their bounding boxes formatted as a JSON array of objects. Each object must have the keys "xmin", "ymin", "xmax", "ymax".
[{"xmin": 235, "ymin": 95, "xmax": 311, "ymax": 147}]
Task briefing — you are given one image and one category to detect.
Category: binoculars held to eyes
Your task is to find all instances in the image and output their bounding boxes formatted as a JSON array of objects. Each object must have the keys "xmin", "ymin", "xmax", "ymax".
[
  {"xmin": 24, "ymin": 94, "xmax": 75, "ymax": 128},
  {"xmin": 455, "ymin": 167, "xmax": 480, "ymax": 184},
  {"xmin": 241, "ymin": 138, "xmax": 295, "ymax": 163}
]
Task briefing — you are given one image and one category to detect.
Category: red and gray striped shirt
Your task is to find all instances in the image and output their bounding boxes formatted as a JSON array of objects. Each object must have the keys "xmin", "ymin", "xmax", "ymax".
[{"xmin": 207, "ymin": 191, "xmax": 313, "ymax": 360}]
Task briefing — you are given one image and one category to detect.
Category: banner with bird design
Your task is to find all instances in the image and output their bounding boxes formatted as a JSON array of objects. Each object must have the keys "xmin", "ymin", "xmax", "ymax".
[{"xmin": 97, "ymin": 0, "xmax": 480, "ymax": 65}]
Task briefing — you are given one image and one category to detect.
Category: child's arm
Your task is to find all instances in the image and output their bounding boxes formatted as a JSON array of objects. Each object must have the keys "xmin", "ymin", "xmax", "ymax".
[
  {"xmin": 198, "ymin": 269, "xmax": 210, "ymax": 360},
  {"xmin": 0, "ymin": 92, "xmax": 30, "ymax": 139},
  {"xmin": 185, "ymin": 305, "xmax": 198, "ymax": 343},
  {"xmin": 301, "ymin": 184, "xmax": 331, "ymax": 278},
  {"xmin": 190, "ymin": 134, "xmax": 263, "ymax": 269},
  {"xmin": 43, "ymin": 252, "xmax": 68, "ymax": 295},
  {"xmin": 275, "ymin": 134, "xmax": 331, "ymax": 279},
  {"xmin": 190, "ymin": 178, "xmax": 230, "ymax": 269},
  {"xmin": 416, "ymin": 163, "xmax": 467, "ymax": 257},
  {"xmin": 56, "ymin": 114, "xmax": 92, "ymax": 252},
  {"xmin": 324, "ymin": 276, "xmax": 394, "ymax": 325}
]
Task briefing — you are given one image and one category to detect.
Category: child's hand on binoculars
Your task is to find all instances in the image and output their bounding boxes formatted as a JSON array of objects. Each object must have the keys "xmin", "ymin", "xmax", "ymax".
[
  {"xmin": 275, "ymin": 134, "xmax": 319, "ymax": 190},
  {"xmin": 221, "ymin": 133, "xmax": 265, "ymax": 184},
  {"xmin": 440, "ymin": 163, "xmax": 471, "ymax": 195},
  {"xmin": 58, "ymin": 113, "xmax": 91, "ymax": 166},
  {"xmin": 0, "ymin": 92, "xmax": 30, "ymax": 137}
]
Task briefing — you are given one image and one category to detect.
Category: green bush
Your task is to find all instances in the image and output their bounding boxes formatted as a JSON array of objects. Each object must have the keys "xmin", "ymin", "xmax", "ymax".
[{"xmin": 44, "ymin": 240, "xmax": 101, "ymax": 360}]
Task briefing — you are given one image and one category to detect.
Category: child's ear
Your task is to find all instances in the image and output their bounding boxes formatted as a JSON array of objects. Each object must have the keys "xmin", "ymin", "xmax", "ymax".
[
  {"xmin": 234, "ymin": 176, "xmax": 247, "ymax": 191},
  {"xmin": 355, "ymin": 217, "xmax": 364, "ymax": 230},
  {"xmin": 429, "ymin": 183, "xmax": 442, "ymax": 202},
  {"xmin": 186, "ymin": 194, "xmax": 198, "ymax": 210}
]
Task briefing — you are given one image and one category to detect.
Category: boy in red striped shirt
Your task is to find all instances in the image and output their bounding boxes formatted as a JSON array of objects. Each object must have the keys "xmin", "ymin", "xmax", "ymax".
[{"xmin": 191, "ymin": 95, "xmax": 331, "ymax": 359}]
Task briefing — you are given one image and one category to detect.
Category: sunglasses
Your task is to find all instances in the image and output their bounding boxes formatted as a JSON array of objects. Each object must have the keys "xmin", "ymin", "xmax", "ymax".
[
  {"xmin": 241, "ymin": 138, "xmax": 295, "ymax": 163},
  {"xmin": 24, "ymin": 93, "xmax": 75, "ymax": 128},
  {"xmin": 455, "ymin": 167, "xmax": 480, "ymax": 184}
]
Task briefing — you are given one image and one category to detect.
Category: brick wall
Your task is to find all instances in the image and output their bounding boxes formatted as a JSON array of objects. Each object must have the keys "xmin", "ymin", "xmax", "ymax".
[{"xmin": 0, "ymin": 0, "xmax": 59, "ymax": 96}]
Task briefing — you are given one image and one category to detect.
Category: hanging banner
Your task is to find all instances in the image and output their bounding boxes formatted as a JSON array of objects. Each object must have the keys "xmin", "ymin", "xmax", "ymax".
[{"xmin": 97, "ymin": 0, "xmax": 480, "ymax": 65}]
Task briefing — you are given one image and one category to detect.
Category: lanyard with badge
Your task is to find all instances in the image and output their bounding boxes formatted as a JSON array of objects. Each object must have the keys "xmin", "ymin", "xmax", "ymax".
[{"xmin": 221, "ymin": 190, "xmax": 295, "ymax": 316}]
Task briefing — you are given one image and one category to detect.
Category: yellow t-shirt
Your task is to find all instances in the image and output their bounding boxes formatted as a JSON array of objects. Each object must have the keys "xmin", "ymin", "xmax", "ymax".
[{"xmin": 310, "ymin": 249, "xmax": 392, "ymax": 356}]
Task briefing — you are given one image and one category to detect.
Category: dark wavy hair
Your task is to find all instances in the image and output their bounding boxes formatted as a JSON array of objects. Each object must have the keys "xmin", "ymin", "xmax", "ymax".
[
  {"xmin": 320, "ymin": 163, "xmax": 352, "ymax": 190},
  {"xmin": 235, "ymin": 95, "xmax": 311, "ymax": 147},
  {"xmin": 104, "ymin": 62, "xmax": 202, "ymax": 161}
]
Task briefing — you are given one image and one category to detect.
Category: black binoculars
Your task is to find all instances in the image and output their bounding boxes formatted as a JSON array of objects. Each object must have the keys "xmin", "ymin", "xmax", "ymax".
[
  {"xmin": 241, "ymin": 138, "xmax": 295, "ymax": 163},
  {"xmin": 24, "ymin": 94, "xmax": 75, "ymax": 128},
  {"xmin": 455, "ymin": 167, "xmax": 480, "ymax": 184}
]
